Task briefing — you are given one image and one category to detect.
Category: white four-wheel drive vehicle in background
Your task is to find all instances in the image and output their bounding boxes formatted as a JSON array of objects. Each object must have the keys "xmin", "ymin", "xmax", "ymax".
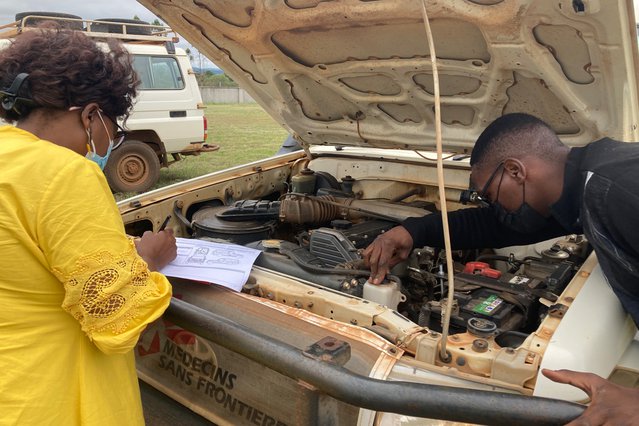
[{"xmin": 0, "ymin": 12, "xmax": 215, "ymax": 193}]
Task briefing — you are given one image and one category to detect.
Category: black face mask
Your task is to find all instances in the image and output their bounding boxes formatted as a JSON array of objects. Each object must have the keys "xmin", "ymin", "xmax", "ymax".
[{"xmin": 491, "ymin": 182, "xmax": 549, "ymax": 233}]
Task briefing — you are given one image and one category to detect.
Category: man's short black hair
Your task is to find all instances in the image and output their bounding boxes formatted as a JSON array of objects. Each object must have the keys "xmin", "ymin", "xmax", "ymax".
[{"xmin": 470, "ymin": 113, "xmax": 564, "ymax": 169}]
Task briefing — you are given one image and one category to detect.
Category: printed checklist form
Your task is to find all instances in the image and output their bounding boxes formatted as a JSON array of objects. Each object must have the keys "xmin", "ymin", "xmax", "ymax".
[{"xmin": 160, "ymin": 238, "xmax": 262, "ymax": 291}]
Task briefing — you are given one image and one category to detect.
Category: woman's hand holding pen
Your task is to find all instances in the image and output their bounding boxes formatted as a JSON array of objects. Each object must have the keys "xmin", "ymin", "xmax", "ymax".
[
  {"xmin": 159, "ymin": 215, "xmax": 171, "ymax": 231},
  {"xmin": 134, "ymin": 216, "xmax": 177, "ymax": 271}
]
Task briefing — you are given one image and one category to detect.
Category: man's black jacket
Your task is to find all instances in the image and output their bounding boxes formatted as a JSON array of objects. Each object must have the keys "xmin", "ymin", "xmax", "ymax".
[{"xmin": 403, "ymin": 138, "xmax": 639, "ymax": 326}]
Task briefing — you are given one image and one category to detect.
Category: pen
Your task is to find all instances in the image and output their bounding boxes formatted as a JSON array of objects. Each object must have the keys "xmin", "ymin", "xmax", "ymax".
[{"xmin": 159, "ymin": 215, "xmax": 171, "ymax": 231}]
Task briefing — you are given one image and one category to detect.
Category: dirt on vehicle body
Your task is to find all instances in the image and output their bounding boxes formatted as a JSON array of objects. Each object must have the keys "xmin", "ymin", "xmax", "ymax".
[{"xmin": 122, "ymin": 1, "xmax": 639, "ymax": 424}]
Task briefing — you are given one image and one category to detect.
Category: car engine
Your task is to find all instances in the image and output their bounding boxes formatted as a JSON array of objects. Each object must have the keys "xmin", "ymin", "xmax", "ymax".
[{"xmin": 187, "ymin": 168, "xmax": 590, "ymax": 342}]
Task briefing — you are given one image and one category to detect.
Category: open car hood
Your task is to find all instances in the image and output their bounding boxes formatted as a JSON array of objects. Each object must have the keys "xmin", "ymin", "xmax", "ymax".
[{"xmin": 140, "ymin": 0, "xmax": 639, "ymax": 151}]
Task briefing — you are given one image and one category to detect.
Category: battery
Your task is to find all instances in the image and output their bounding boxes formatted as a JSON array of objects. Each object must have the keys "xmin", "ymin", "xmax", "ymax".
[
  {"xmin": 459, "ymin": 289, "xmax": 517, "ymax": 327},
  {"xmin": 419, "ymin": 289, "xmax": 523, "ymax": 333}
]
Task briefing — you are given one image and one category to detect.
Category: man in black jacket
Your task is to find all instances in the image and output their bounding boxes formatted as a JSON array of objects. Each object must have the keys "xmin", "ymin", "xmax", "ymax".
[{"xmin": 364, "ymin": 113, "xmax": 639, "ymax": 425}]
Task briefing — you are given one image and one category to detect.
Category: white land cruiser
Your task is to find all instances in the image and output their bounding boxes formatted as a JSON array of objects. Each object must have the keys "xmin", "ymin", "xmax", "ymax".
[
  {"xmin": 117, "ymin": 1, "xmax": 637, "ymax": 424},
  {"xmin": 0, "ymin": 12, "xmax": 215, "ymax": 193}
]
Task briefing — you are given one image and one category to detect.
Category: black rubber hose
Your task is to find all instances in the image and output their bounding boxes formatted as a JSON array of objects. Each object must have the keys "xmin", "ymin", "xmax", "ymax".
[{"xmin": 475, "ymin": 254, "xmax": 512, "ymax": 263}]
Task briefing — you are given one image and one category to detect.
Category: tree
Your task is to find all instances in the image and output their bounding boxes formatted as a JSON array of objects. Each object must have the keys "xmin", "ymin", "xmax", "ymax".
[
  {"xmin": 131, "ymin": 15, "xmax": 163, "ymax": 27},
  {"xmin": 185, "ymin": 47, "xmax": 195, "ymax": 64},
  {"xmin": 195, "ymin": 72, "xmax": 238, "ymax": 88}
]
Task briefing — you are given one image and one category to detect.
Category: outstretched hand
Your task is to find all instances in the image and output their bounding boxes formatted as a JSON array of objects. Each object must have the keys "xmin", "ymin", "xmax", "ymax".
[
  {"xmin": 542, "ymin": 368, "xmax": 639, "ymax": 426},
  {"xmin": 362, "ymin": 226, "xmax": 413, "ymax": 284},
  {"xmin": 134, "ymin": 229, "xmax": 177, "ymax": 272}
]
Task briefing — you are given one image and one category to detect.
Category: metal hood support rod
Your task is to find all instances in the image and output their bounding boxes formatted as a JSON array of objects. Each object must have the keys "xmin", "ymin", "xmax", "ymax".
[{"xmin": 165, "ymin": 298, "xmax": 585, "ymax": 426}]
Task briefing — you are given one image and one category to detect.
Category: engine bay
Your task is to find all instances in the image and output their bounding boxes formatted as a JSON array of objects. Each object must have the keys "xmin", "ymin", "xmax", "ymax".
[
  {"xmin": 120, "ymin": 151, "xmax": 616, "ymax": 394},
  {"xmin": 184, "ymin": 167, "xmax": 591, "ymax": 346}
]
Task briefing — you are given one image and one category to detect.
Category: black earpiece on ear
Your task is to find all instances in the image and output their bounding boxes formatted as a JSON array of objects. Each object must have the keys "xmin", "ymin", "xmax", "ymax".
[{"xmin": 0, "ymin": 73, "xmax": 37, "ymax": 116}]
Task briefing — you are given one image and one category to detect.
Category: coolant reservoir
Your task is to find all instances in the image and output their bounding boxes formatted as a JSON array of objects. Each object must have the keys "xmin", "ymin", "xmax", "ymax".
[
  {"xmin": 363, "ymin": 280, "xmax": 406, "ymax": 310},
  {"xmin": 291, "ymin": 168, "xmax": 316, "ymax": 194}
]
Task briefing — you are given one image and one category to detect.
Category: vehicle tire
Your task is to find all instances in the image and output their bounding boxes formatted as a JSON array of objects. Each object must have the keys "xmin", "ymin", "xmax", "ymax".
[
  {"xmin": 92, "ymin": 18, "xmax": 152, "ymax": 35},
  {"xmin": 105, "ymin": 141, "xmax": 160, "ymax": 193},
  {"xmin": 15, "ymin": 12, "xmax": 84, "ymax": 30}
]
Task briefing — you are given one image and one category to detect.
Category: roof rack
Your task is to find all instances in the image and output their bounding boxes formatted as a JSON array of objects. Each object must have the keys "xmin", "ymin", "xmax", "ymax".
[{"xmin": 0, "ymin": 14, "xmax": 179, "ymax": 44}]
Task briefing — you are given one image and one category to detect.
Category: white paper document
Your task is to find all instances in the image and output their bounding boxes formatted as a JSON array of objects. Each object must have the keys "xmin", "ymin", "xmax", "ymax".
[{"xmin": 160, "ymin": 238, "xmax": 261, "ymax": 291}]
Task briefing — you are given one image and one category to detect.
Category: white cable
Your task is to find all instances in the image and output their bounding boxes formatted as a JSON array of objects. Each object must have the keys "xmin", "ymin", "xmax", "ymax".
[{"xmin": 419, "ymin": 0, "xmax": 456, "ymax": 362}]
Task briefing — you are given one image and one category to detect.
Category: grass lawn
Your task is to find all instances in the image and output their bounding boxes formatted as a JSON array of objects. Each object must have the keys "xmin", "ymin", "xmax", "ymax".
[{"xmin": 115, "ymin": 103, "xmax": 288, "ymax": 200}]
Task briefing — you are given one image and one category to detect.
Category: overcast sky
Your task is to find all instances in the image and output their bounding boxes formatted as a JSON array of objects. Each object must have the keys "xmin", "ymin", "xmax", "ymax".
[
  {"xmin": 0, "ymin": 0, "xmax": 217, "ymax": 68},
  {"xmin": 2, "ymin": 0, "xmax": 639, "ymax": 71}
]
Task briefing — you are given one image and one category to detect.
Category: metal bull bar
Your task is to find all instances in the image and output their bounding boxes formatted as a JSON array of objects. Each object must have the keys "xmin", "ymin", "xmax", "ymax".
[{"xmin": 166, "ymin": 297, "xmax": 585, "ymax": 426}]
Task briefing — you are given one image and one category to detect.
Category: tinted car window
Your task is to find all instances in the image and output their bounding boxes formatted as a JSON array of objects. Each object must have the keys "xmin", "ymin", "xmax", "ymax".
[{"xmin": 132, "ymin": 55, "xmax": 184, "ymax": 90}]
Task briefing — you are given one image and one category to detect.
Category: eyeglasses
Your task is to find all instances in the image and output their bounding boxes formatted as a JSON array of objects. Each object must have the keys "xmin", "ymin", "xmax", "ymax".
[
  {"xmin": 459, "ymin": 162, "xmax": 504, "ymax": 208},
  {"xmin": 70, "ymin": 106, "xmax": 128, "ymax": 150},
  {"xmin": 112, "ymin": 120, "xmax": 127, "ymax": 150},
  {"xmin": 103, "ymin": 113, "xmax": 127, "ymax": 150}
]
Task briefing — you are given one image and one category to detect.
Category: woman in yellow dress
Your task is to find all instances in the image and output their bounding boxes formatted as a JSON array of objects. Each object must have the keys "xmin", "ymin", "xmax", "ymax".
[{"xmin": 0, "ymin": 26, "xmax": 176, "ymax": 424}]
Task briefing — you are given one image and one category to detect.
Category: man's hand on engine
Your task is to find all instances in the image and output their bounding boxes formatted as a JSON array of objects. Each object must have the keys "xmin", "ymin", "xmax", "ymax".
[
  {"xmin": 542, "ymin": 369, "xmax": 639, "ymax": 426},
  {"xmin": 362, "ymin": 226, "xmax": 414, "ymax": 284}
]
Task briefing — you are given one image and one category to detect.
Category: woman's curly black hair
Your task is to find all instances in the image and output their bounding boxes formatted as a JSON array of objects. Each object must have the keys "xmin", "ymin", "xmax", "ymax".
[{"xmin": 0, "ymin": 25, "xmax": 139, "ymax": 122}]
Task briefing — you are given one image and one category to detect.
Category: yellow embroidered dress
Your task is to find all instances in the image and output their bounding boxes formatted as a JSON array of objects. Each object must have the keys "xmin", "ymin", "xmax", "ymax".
[{"xmin": 0, "ymin": 126, "xmax": 172, "ymax": 425}]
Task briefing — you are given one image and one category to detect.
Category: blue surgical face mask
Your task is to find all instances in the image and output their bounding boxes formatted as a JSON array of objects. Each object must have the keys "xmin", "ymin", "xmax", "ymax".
[{"xmin": 85, "ymin": 110, "xmax": 113, "ymax": 170}]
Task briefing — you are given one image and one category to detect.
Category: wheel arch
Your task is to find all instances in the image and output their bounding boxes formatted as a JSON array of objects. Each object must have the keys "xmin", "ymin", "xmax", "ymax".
[
  {"xmin": 122, "ymin": 130, "xmax": 168, "ymax": 166},
  {"xmin": 104, "ymin": 140, "xmax": 161, "ymax": 193}
]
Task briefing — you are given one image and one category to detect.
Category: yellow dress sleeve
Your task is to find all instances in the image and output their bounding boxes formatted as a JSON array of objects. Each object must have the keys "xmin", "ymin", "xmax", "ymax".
[{"xmin": 36, "ymin": 156, "xmax": 172, "ymax": 355}]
